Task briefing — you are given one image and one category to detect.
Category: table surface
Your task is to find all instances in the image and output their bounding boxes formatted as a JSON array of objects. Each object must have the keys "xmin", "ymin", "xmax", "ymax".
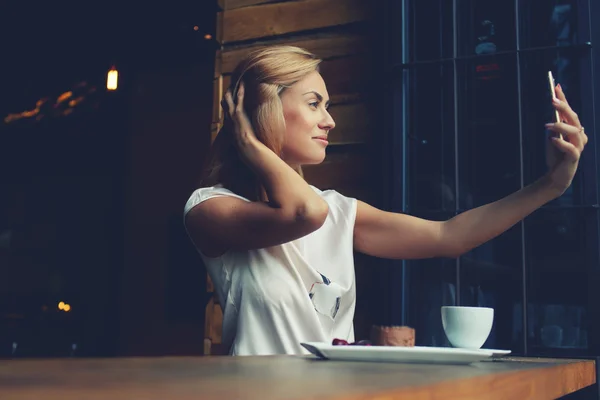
[{"xmin": 0, "ymin": 355, "xmax": 596, "ymax": 400}]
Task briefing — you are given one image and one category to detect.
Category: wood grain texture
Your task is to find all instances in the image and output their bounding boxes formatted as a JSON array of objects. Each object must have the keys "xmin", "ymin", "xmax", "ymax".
[
  {"xmin": 1, "ymin": 356, "xmax": 594, "ymax": 400},
  {"xmin": 212, "ymin": 75, "xmax": 223, "ymax": 123},
  {"xmin": 214, "ymin": 49, "xmax": 222, "ymax": 78},
  {"xmin": 219, "ymin": 0, "xmax": 372, "ymax": 44},
  {"xmin": 220, "ymin": 33, "xmax": 368, "ymax": 74},
  {"xmin": 319, "ymin": 55, "xmax": 370, "ymax": 98},
  {"xmin": 328, "ymin": 102, "xmax": 370, "ymax": 144},
  {"xmin": 219, "ymin": 0, "xmax": 292, "ymax": 11}
]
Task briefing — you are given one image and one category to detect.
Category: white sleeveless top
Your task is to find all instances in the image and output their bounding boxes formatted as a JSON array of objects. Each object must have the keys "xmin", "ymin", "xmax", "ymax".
[{"xmin": 183, "ymin": 185, "xmax": 357, "ymax": 355}]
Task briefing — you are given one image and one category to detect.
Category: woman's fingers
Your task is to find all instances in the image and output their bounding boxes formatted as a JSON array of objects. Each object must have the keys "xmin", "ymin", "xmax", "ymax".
[
  {"xmin": 550, "ymin": 135, "xmax": 580, "ymax": 162},
  {"xmin": 236, "ymin": 82, "xmax": 245, "ymax": 114},
  {"xmin": 223, "ymin": 90, "xmax": 235, "ymax": 118},
  {"xmin": 553, "ymin": 85, "xmax": 581, "ymax": 128},
  {"xmin": 546, "ymin": 122, "xmax": 586, "ymax": 150}
]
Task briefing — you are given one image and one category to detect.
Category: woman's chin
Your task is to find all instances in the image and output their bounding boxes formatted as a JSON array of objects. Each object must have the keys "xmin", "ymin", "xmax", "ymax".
[
  {"xmin": 287, "ymin": 152, "xmax": 326, "ymax": 166},
  {"xmin": 302, "ymin": 154, "xmax": 326, "ymax": 166}
]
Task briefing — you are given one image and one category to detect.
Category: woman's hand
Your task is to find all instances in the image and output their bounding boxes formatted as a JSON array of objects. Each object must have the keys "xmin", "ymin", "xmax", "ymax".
[
  {"xmin": 222, "ymin": 82, "xmax": 259, "ymax": 151},
  {"xmin": 544, "ymin": 84, "xmax": 589, "ymax": 195}
]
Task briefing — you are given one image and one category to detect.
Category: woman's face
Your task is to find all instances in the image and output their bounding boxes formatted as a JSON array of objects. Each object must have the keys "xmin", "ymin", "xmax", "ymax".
[{"xmin": 279, "ymin": 71, "xmax": 335, "ymax": 166}]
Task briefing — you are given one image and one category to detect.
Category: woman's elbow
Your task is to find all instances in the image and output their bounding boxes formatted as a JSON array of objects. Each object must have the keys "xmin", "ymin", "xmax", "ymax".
[{"xmin": 296, "ymin": 199, "xmax": 329, "ymax": 230}]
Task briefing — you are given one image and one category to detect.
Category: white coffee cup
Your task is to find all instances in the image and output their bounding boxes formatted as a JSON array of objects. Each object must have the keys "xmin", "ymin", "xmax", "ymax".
[{"xmin": 441, "ymin": 306, "xmax": 494, "ymax": 349}]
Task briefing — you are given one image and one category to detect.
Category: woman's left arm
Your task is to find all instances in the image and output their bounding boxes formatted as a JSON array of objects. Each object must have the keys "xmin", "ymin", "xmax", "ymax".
[{"xmin": 354, "ymin": 84, "xmax": 588, "ymax": 260}]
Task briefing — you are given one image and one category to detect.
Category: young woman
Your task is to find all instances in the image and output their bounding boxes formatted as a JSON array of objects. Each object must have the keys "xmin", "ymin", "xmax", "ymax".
[{"xmin": 184, "ymin": 46, "xmax": 588, "ymax": 356}]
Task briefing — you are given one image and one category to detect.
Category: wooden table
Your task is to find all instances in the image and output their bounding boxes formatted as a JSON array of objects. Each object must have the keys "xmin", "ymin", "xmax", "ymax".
[{"xmin": 0, "ymin": 355, "xmax": 596, "ymax": 399}]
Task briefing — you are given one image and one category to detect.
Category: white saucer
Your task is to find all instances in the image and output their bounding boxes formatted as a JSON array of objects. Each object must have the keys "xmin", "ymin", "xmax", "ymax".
[{"xmin": 301, "ymin": 342, "xmax": 511, "ymax": 365}]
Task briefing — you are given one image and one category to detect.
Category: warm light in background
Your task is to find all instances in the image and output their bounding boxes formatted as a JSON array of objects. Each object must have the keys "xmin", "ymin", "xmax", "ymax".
[
  {"xmin": 193, "ymin": 25, "xmax": 199, "ymax": 31},
  {"xmin": 107, "ymin": 66, "xmax": 118, "ymax": 91},
  {"xmin": 204, "ymin": 34, "xmax": 212, "ymax": 40},
  {"xmin": 58, "ymin": 301, "xmax": 65, "ymax": 310},
  {"xmin": 63, "ymin": 304, "xmax": 71, "ymax": 312}
]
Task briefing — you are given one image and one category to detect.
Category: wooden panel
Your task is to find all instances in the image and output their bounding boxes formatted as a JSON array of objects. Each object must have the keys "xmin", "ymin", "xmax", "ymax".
[
  {"xmin": 328, "ymin": 102, "xmax": 370, "ymax": 145},
  {"xmin": 220, "ymin": 33, "xmax": 368, "ymax": 74},
  {"xmin": 214, "ymin": 50, "xmax": 222, "ymax": 78},
  {"xmin": 215, "ymin": 11, "xmax": 224, "ymax": 44},
  {"xmin": 303, "ymin": 151, "xmax": 371, "ymax": 189},
  {"xmin": 222, "ymin": 75, "xmax": 232, "ymax": 93},
  {"xmin": 220, "ymin": 0, "xmax": 372, "ymax": 44},
  {"xmin": 319, "ymin": 55, "xmax": 370, "ymax": 98},
  {"xmin": 212, "ymin": 75, "xmax": 223, "ymax": 124},
  {"xmin": 219, "ymin": 0, "xmax": 289, "ymax": 10}
]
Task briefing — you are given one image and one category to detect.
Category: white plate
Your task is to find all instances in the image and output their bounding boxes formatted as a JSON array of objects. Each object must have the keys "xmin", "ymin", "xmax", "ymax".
[{"xmin": 301, "ymin": 342, "xmax": 511, "ymax": 365}]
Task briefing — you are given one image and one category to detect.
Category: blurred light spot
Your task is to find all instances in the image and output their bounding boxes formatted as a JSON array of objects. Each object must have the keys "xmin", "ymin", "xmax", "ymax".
[
  {"xmin": 204, "ymin": 34, "xmax": 212, "ymax": 40},
  {"xmin": 107, "ymin": 66, "xmax": 118, "ymax": 91}
]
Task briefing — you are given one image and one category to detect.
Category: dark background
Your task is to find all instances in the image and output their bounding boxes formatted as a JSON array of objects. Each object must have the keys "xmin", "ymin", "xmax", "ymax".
[{"xmin": 0, "ymin": 0, "xmax": 218, "ymax": 357}]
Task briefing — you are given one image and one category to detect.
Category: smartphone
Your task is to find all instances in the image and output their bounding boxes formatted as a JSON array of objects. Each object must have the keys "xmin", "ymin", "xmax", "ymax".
[{"xmin": 548, "ymin": 71, "xmax": 563, "ymax": 139}]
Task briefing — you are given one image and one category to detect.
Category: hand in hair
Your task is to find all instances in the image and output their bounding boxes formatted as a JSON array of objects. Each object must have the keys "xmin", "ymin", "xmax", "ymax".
[{"xmin": 222, "ymin": 82, "xmax": 259, "ymax": 151}]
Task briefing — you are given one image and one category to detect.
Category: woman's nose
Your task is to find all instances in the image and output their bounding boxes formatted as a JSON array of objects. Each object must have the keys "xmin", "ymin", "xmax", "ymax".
[{"xmin": 320, "ymin": 111, "xmax": 335, "ymax": 130}]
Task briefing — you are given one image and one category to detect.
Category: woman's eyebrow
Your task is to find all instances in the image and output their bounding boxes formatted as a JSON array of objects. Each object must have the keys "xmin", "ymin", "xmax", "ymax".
[{"xmin": 302, "ymin": 91, "xmax": 330, "ymax": 107}]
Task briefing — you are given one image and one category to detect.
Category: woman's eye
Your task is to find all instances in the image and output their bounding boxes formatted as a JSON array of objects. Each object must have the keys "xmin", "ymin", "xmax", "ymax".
[{"xmin": 309, "ymin": 101, "xmax": 319, "ymax": 109}]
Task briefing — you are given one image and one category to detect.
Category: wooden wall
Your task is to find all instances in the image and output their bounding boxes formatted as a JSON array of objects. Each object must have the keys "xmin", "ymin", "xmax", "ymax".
[{"xmin": 205, "ymin": 0, "xmax": 385, "ymax": 354}]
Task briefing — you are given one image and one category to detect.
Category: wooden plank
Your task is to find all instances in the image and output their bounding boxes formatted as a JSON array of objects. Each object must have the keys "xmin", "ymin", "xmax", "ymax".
[
  {"xmin": 222, "ymin": 75, "xmax": 232, "ymax": 93},
  {"xmin": 220, "ymin": 0, "xmax": 371, "ymax": 44},
  {"xmin": 303, "ymin": 151, "xmax": 371, "ymax": 189},
  {"xmin": 214, "ymin": 50, "xmax": 222, "ymax": 78},
  {"xmin": 212, "ymin": 75, "xmax": 223, "ymax": 124},
  {"xmin": 319, "ymin": 55, "xmax": 370, "ymax": 98},
  {"xmin": 328, "ymin": 102, "xmax": 370, "ymax": 145},
  {"xmin": 220, "ymin": 0, "xmax": 289, "ymax": 11},
  {"xmin": 215, "ymin": 10, "xmax": 224, "ymax": 44},
  {"xmin": 220, "ymin": 33, "xmax": 368, "ymax": 74}
]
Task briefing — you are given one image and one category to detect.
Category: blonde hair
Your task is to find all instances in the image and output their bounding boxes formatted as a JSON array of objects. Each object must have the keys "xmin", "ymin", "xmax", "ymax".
[{"xmin": 200, "ymin": 46, "xmax": 322, "ymax": 201}]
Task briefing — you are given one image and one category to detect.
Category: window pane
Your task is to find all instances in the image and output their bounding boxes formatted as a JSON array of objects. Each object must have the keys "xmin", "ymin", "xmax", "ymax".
[
  {"xmin": 459, "ymin": 222, "xmax": 524, "ymax": 354},
  {"xmin": 519, "ymin": 0, "xmax": 590, "ymax": 50},
  {"xmin": 525, "ymin": 207, "xmax": 599, "ymax": 355},
  {"xmin": 456, "ymin": 0, "xmax": 516, "ymax": 57},
  {"xmin": 456, "ymin": 54, "xmax": 521, "ymax": 209},
  {"xmin": 519, "ymin": 46, "xmax": 596, "ymax": 206},
  {"xmin": 408, "ymin": 0, "xmax": 453, "ymax": 61},
  {"xmin": 405, "ymin": 214, "xmax": 457, "ymax": 347},
  {"xmin": 405, "ymin": 61, "xmax": 456, "ymax": 213}
]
